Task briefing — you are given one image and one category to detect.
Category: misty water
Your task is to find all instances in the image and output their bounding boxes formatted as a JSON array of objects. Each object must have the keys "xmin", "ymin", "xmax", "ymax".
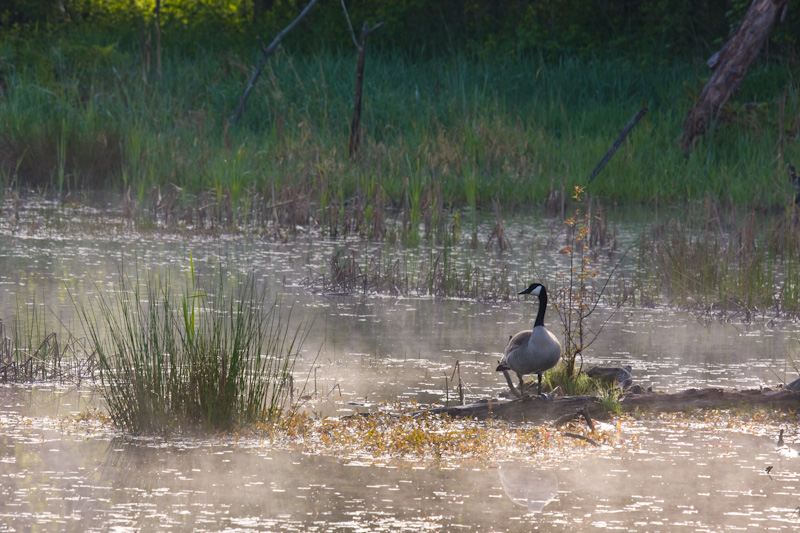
[{"xmin": 2, "ymin": 197, "xmax": 800, "ymax": 531}]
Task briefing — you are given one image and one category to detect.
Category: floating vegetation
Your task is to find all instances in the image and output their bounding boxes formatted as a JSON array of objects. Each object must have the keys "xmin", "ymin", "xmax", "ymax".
[{"xmin": 251, "ymin": 409, "xmax": 622, "ymax": 467}]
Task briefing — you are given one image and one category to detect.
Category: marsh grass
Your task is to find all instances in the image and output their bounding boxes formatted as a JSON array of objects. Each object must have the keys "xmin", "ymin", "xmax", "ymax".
[
  {"xmin": 311, "ymin": 243, "xmax": 517, "ymax": 299},
  {"xmin": 639, "ymin": 199, "xmax": 800, "ymax": 315},
  {"xmin": 542, "ymin": 361, "xmax": 600, "ymax": 397},
  {"xmin": 76, "ymin": 264, "xmax": 307, "ymax": 434},
  {"xmin": 2, "ymin": 35, "xmax": 798, "ymax": 216},
  {"xmin": 0, "ymin": 303, "xmax": 95, "ymax": 382},
  {"xmin": 597, "ymin": 387, "xmax": 624, "ymax": 416}
]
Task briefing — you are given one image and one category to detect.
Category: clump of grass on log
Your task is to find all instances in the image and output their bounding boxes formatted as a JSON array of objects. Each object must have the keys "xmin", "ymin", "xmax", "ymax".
[{"xmin": 75, "ymin": 264, "xmax": 307, "ymax": 435}]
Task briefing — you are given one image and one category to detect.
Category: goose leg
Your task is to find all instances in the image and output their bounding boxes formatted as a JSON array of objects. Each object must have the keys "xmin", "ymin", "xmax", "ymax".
[
  {"xmin": 502, "ymin": 370, "xmax": 522, "ymax": 398},
  {"xmin": 518, "ymin": 373, "xmax": 526, "ymax": 396},
  {"xmin": 537, "ymin": 373, "xmax": 555, "ymax": 401}
]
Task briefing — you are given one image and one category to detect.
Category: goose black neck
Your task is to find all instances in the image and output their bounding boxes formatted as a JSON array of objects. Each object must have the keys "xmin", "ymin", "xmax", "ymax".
[{"xmin": 534, "ymin": 287, "xmax": 548, "ymax": 327}]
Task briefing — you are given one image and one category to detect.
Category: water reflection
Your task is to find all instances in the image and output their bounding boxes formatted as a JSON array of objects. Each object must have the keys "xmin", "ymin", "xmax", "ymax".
[
  {"xmin": 3, "ymin": 385, "xmax": 800, "ymax": 530},
  {"xmin": 498, "ymin": 464, "xmax": 558, "ymax": 513}
]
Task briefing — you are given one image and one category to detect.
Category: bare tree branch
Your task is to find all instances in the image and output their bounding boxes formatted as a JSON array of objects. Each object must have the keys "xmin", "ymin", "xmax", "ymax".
[
  {"xmin": 340, "ymin": 0, "xmax": 359, "ymax": 49},
  {"xmin": 348, "ymin": 20, "xmax": 384, "ymax": 159},
  {"xmin": 231, "ymin": 0, "xmax": 321, "ymax": 125},
  {"xmin": 590, "ymin": 107, "xmax": 647, "ymax": 182}
]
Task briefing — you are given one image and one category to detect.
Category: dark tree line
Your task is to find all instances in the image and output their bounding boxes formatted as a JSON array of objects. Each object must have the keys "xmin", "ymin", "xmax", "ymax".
[{"xmin": 2, "ymin": 0, "xmax": 798, "ymax": 59}]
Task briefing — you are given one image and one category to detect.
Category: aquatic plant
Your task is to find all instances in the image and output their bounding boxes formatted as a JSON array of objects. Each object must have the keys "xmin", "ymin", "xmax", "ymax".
[
  {"xmin": 0, "ymin": 303, "xmax": 95, "ymax": 383},
  {"xmin": 263, "ymin": 409, "xmax": 616, "ymax": 465},
  {"xmin": 639, "ymin": 198, "xmax": 800, "ymax": 316},
  {"xmin": 312, "ymin": 243, "xmax": 516, "ymax": 299},
  {"xmin": 542, "ymin": 360, "xmax": 599, "ymax": 397},
  {"xmin": 75, "ymin": 263, "xmax": 307, "ymax": 434}
]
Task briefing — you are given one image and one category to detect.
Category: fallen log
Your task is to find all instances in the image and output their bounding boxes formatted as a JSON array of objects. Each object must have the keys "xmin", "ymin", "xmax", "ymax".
[
  {"xmin": 678, "ymin": 0, "xmax": 789, "ymax": 153},
  {"xmin": 428, "ymin": 384, "xmax": 800, "ymax": 424}
]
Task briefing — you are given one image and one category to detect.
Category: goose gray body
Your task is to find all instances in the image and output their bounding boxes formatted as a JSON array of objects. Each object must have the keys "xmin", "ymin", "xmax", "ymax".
[{"xmin": 497, "ymin": 283, "xmax": 561, "ymax": 397}]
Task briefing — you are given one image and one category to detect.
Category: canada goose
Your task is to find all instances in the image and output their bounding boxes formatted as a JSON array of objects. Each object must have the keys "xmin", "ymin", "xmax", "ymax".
[
  {"xmin": 497, "ymin": 283, "xmax": 562, "ymax": 397},
  {"xmin": 776, "ymin": 429, "xmax": 800, "ymax": 458}
]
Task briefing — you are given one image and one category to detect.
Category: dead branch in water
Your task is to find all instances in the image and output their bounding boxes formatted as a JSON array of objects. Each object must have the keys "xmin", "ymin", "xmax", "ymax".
[{"xmin": 486, "ymin": 198, "xmax": 512, "ymax": 252}]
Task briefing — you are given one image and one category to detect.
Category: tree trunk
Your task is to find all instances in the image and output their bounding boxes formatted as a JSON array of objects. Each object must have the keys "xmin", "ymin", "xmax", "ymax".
[
  {"xmin": 155, "ymin": 0, "xmax": 162, "ymax": 79},
  {"xmin": 349, "ymin": 22, "xmax": 369, "ymax": 160},
  {"xmin": 679, "ymin": 0, "xmax": 789, "ymax": 154}
]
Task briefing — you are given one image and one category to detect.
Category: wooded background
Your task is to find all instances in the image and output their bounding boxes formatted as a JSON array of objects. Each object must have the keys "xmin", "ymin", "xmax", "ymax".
[{"xmin": 3, "ymin": 0, "xmax": 798, "ymax": 59}]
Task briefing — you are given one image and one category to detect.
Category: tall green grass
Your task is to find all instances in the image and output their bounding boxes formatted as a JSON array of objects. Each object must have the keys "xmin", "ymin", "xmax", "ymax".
[
  {"xmin": 75, "ymin": 265, "xmax": 307, "ymax": 434},
  {"xmin": 1, "ymin": 33, "xmax": 798, "ymax": 214}
]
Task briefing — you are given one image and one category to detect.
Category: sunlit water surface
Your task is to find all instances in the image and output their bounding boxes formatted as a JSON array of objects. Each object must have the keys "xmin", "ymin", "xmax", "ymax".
[{"xmin": 1, "ymin": 197, "xmax": 800, "ymax": 531}]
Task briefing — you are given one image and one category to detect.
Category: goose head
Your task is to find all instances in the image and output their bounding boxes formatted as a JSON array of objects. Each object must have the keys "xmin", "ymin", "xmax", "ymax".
[{"xmin": 519, "ymin": 283, "xmax": 544, "ymax": 297}]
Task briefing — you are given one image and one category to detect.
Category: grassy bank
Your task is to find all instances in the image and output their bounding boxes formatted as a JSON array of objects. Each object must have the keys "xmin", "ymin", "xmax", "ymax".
[{"xmin": 1, "ymin": 31, "xmax": 799, "ymax": 214}]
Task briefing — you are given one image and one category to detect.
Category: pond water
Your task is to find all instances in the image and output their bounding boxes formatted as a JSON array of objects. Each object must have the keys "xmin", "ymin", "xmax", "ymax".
[{"xmin": 1, "ymin": 197, "xmax": 800, "ymax": 531}]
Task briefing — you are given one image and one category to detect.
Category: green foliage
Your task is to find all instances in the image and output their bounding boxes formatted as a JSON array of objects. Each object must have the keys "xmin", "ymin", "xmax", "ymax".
[
  {"xmin": 75, "ymin": 264, "xmax": 307, "ymax": 435},
  {"xmin": 1, "ymin": 41, "xmax": 797, "ymax": 208},
  {"xmin": 597, "ymin": 387, "xmax": 623, "ymax": 415},
  {"xmin": 543, "ymin": 361, "xmax": 598, "ymax": 397},
  {"xmin": 1, "ymin": 1, "xmax": 800, "ymax": 211}
]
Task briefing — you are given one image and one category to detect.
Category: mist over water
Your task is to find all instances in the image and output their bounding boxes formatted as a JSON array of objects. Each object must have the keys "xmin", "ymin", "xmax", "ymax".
[{"xmin": 2, "ymin": 199, "xmax": 800, "ymax": 530}]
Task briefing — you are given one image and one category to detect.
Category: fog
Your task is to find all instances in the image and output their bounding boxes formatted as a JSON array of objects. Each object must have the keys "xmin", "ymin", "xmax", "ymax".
[{"xmin": 2, "ymin": 200, "xmax": 800, "ymax": 530}]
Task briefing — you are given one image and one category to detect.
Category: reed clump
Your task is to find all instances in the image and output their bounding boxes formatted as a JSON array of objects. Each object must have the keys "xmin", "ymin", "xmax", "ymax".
[
  {"xmin": 309, "ymin": 244, "xmax": 517, "ymax": 300},
  {"xmin": 0, "ymin": 309, "xmax": 96, "ymax": 383},
  {"xmin": 639, "ymin": 198, "xmax": 800, "ymax": 316},
  {"xmin": 76, "ymin": 265, "xmax": 307, "ymax": 435}
]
